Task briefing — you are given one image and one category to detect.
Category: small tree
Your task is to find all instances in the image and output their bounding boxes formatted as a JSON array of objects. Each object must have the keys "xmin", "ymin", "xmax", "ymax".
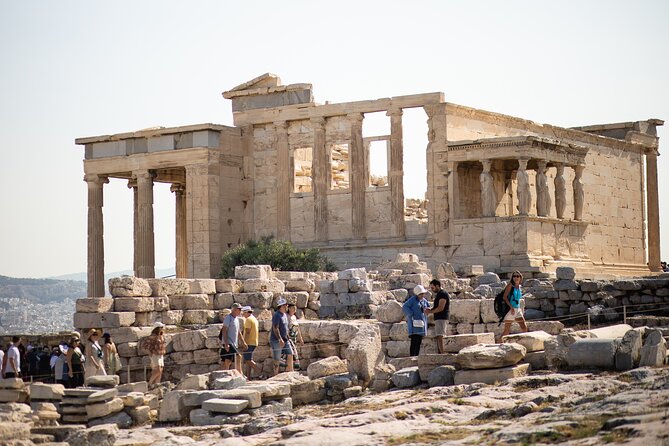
[{"xmin": 219, "ymin": 236, "xmax": 337, "ymax": 278}]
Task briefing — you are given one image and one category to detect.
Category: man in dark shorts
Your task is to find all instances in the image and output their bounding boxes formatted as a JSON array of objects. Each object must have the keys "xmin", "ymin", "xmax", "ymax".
[
  {"xmin": 425, "ymin": 279, "xmax": 450, "ymax": 353},
  {"xmin": 219, "ymin": 303, "xmax": 246, "ymax": 373}
]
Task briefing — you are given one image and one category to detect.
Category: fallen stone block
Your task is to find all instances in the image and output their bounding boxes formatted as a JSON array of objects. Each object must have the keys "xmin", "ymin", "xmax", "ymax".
[
  {"xmin": 615, "ymin": 329, "xmax": 643, "ymax": 371},
  {"xmin": 125, "ymin": 405, "xmax": 151, "ymax": 425},
  {"xmin": 246, "ymin": 397, "xmax": 293, "ymax": 417},
  {"xmin": 290, "ymin": 378, "xmax": 326, "ymax": 405},
  {"xmin": 202, "ymin": 398, "xmax": 249, "ymax": 414},
  {"xmin": 522, "ymin": 351, "xmax": 547, "ymax": 370},
  {"xmin": 85, "ymin": 375, "xmax": 119, "ymax": 388},
  {"xmin": 417, "ymin": 353, "xmax": 459, "ymax": 381},
  {"xmin": 307, "ymin": 356, "xmax": 348, "ymax": 380},
  {"xmin": 345, "ymin": 324, "xmax": 382, "ymax": 383},
  {"xmin": 567, "ymin": 338, "xmax": 620, "ymax": 369},
  {"xmin": 86, "ymin": 397, "xmax": 124, "ymax": 419},
  {"xmin": 454, "ymin": 363, "xmax": 530, "ymax": 385},
  {"xmin": 0, "ymin": 378, "xmax": 25, "ymax": 389},
  {"xmin": 586, "ymin": 324, "xmax": 632, "ymax": 339},
  {"xmin": 176, "ymin": 374, "xmax": 209, "ymax": 391},
  {"xmin": 88, "ymin": 410, "xmax": 133, "ymax": 428},
  {"xmin": 30, "ymin": 383, "xmax": 65, "ymax": 400},
  {"xmin": 457, "ymin": 343, "xmax": 526, "ymax": 369},
  {"xmin": 0, "ymin": 421, "xmax": 30, "ymax": 442},
  {"xmin": 87, "ymin": 388, "xmax": 118, "ymax": 403},
  {"xmin": 120, "ymin": 392, "xmax": 145, "ymax": 407},
  {"xmin": 0, "ymin": 389, "xmax": 29, "ymax": 403},
  {"xmin": 338, "ymin": 268, "xmax": 368, "ymax": 280},
  {"xmin": 158, "ymin": 390, "xmax": 191, "ymax": 422},
  {"xmin": 639, "ymin": 329, "xmax": 667, "ymax": 367},
  {"xmin": 526, "ymin": 321, "xmax": 564, "ymax": 335},
  {"xmin": 502, "ymin": 331, "xmax": 552, "ymax": 352},
  {"xmin": 391, "ymin": 366, "xmax": 421, "ymax": 388},
  {"xmin": 65, "ymin": 423, "xmax": 118, "ymax": 446},
  {"xmin": 376, "ymin": 300, "xmax": 405, "ymax": 323},
  {"xmin": 443, "ymin": 333, "xmax": 496, "ymax": 353},
  {"xmin": 427, "ymin": 365, "xmax": 456, "ymax": 387}
]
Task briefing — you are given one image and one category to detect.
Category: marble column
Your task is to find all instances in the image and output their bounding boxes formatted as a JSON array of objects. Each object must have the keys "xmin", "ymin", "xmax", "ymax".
[
  {"xmin": 535, "ymin": 160, "xmax": 551, "ymax": 217},
  {"xmin": 85, "ymin": 174, "xmax": 108, "ymax": 297},
  {"xmin": 516, "ymin": 158, "xmax": 531, "ymax": 215},
  {"xmin": 554, "ymin": 163, "xmax": 567, "ymax": 219},
  {"xmin": 349, "ymin": 112, "xmax": 366, "ymax": 240},
  {"xmin": 171, "ymin": 183, "xmax": 187, "ymax": 278},
  {"xmin": 127, "ymin": 179, "xmax": 138, "ymax": 275},
  {"xmin": 572, "ymin": 165, "xmax": 585, "ymax": 221},
  {"xmin": 424, "ymin": 103, "xmax": 450, "ymax": 245},
  {"xmin": 311, "ymin": 117, "xmax": 329, "ymax": 241},
  {"xmin": 275, "ymin": 121, "xmax": 291, "ymax": 240},
  {"xmin": 135, "ymin": 170, "xmax": 155, "ymax": 278},
  {"xmin": 646, "ymin": 149, "xmax": 661, "ymax": 271},
  {"xmin": 480, "ymin": 160, "xmax": 496, "ymax": 217},
  {"xmin": 387, "ymin": 107, "xmax": 406, "ymax": 239}
]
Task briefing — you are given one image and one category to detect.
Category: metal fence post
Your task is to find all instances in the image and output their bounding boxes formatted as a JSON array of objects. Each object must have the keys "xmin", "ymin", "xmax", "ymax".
[
  {"xmin": 587, "ymin": 314, "xmax": 591, "ymax": 330},
  {"xmin": 623, "ymin": 305, "xmax": 627, "ymax": 325}
]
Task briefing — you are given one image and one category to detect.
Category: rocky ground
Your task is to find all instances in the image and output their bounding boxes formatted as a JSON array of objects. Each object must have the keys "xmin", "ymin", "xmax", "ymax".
[{"xmin": 111, "ymin": 366, "xmax": 669, "ymax": 446}]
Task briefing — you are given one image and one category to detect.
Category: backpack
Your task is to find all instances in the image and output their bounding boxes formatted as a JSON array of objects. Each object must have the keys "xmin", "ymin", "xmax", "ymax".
[{"xmin": 494, "ymin": 288, "xmax": 510, "ymax": 324}]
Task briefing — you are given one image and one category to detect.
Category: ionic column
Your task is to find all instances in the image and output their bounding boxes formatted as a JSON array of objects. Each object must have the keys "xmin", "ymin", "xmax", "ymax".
[
  {"xmin": 127, "ymin": 179, "xmax": 138, "ymax": 275},
  {"xmin": 554, "ymin": 163, "xmax": 567, "ymax": 219},
  {"xmin": 535, "ymin": 160, "xmax": 551, "ymax": 217},
  {"xmin": 135, "ymin": 170, "xmax": 155, "ymax": 278},
  {"xmin": 387, "ymin": 107, "xmax": 406, "ymax": 239},
  {"xmin": 646, "ymin": 149, "xmax": 661, "ymax": 271},
  {"xmin": 84, "ymin": 174, "xmax": 108, "ymax": 297},
  {"xmin": 516, "ymin": 158, "xmax": 531, "ymax": 215},
  {"xmin": 480, "ymin": 160, "xmax": 496, "ymax": 217},
  {"xmin": 311, "ymin": 117, "xmax": 329, "ymax": 241},
  {"xmin": 275, "ymin": 121, "xmax": 291, "ymax": 240},
  {"xmin": 349, "ymin": 112, "xmax": 366, "ymax": 240},
  {"xmin": 171, "ymin": 183, "xmax": 187, "ymax": 278},
  {"xmin": 572, "ymin": 165, "xmax": 585, "ymax": 221}
]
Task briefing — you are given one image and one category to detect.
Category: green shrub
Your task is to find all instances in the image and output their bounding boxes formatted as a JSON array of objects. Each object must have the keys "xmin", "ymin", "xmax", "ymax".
[{"xmin": 219, "ymin": 236, "xmax": 337, "ymax": 278}]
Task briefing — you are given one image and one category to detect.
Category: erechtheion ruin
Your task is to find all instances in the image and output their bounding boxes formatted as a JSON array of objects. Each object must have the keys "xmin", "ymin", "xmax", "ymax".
[{"xmin": 75, "ymin": 73, "xmax": 663, "ymax": 296}]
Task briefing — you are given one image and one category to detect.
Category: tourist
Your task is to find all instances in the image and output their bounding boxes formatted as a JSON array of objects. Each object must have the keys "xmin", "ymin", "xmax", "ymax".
[
  {"xmin": 102, "ymin": 333, "xmax": 122, "ymax": 375},
  {"xmin": 662, "ymin": 261, "xmax": 669, "ymax": 272},
  {"xmin": 26, "ymin": 345, "xmax": 39, "ymax": 380},
  {"xmin": 425, "ymin": 279, "xmax": 450, "ymax": 354},
  {"xmin": 2, "ymin": 336, "xmax": 22, "ymax": 379},
  {"xmin": 145, "ymin": 323, "xmax": 166, "ymax": 388},
  {"xmin": 269, "ymin": 298, "xmax": 292, "ymax": 376},
  {"xmin": 65, "ymin": 336, "xmax": 84, "ymax": 388},
  {"xmin": 287, "ymin": 304, "xmax": 304, "ymax": 370},
  {"xmin": 501, "ymin": 270, "xmax": 529, "ymax": 337},
  {"xmin": 219, "ymin": 303, "xmax": 246, "ymax": 374},
  {"xmin": 39, "ymin": 346, "xmax": 52, "ymax": 382},
  {"xmin": 403, "ymin": 285, "xmax": 430, "ymax": 357},
  {"xmin": 84, "ymin": 330, "xmax": 106, "ymax": 380},
  {"xmin": 241, "ymin": 306, "xmax": 262, "ymax": 379}
]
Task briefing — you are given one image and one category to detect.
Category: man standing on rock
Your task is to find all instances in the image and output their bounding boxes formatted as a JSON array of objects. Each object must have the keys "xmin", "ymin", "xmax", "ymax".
[
  {"xmin": 220, "ymin": 303, "xmax": 247, "ymax": 374},
  {"xmin": 425, "ymin": 279, "xmax": 450, "ymax": 354},
  {"xmin": 2, "ymin": 336, "xmax": 21, "ymax": 378},
  {"xmin": 241, "ymin": 306, "xmax": 262, "ymax": 379},
  {"xmin": 270, "ymin": 298, "xmax": 293, "ymax": 375},
  {"xmin": 403, "ymin": 286, "xmax": 430, "ymax": 357}
]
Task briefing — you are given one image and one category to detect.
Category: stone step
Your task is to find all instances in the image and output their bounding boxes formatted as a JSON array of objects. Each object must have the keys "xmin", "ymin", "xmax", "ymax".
[
  {"xmin": 201, "ymin": 398, "xmax": 249, "ymax": 414},
  {"xmin": 442, "ymin": 333, "xmax": 495, "ymax": 353},
  {"xmin": 454, "ymin": 363, "xmax": 530, "ymax": 385},
  {"xmin": 30, "ymin": 433, "xmax": 55, "ymax": 444}
]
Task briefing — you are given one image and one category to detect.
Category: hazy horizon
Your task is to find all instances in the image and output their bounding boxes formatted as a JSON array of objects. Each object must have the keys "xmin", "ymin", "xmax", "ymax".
[{"xmin": 1, "ymin": 0, "xmax": 668, "ymax": 278}]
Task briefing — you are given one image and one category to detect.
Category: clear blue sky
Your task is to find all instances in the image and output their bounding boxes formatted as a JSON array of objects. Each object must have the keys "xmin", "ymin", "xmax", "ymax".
[{"xmin": 1, "ymin": 0, "xmax": 668, "ymax": 278}]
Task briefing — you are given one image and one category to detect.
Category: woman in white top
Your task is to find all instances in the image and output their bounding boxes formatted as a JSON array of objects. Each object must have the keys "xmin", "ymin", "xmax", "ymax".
[
  {"xmin": 287, "ymin": 304, "xmax": 304, "ymax": 369},
  {"xmin": 84, "ymin": 330, "xmax": 106, "ymax": 380}
]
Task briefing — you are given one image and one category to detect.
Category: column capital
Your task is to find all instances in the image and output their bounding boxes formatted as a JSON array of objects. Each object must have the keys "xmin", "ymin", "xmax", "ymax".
[
  {"xmin": 83, "ymin": 174, "xmax": 109, "ymax": 185},
  {"xmin": 573, "ymin": 164, "xmax": 585, "ymax": 176},
  {"xmin": 645, "ymin": 147, "xmax": 660, "ymax": 157},
  {"xmin": 386, "ymin": 107, "xmax": 403, "ymax": 117},
  {"xmin": 536, "ymin": 159, "xmax": 548, "ymax": 171},
  {"xmin": 347, "ymin": 112, "xmax": 364, "ymax": 123},
  {"xmin": 310, "ymin": 116, "xmax": 326, "ymax": 127},
  {"xmin": 127, "ymin": 178, "xmax": 137, "ymax": 189},
  {"xmin": 518, "ymin": 158, "xmax": 529, "ymax": 170},
  {"xmin": 170, "ymin": 183, "xmax": 186, "ymax": 194},
  {"xmin": 133, "ymin": 170, "xmax": 156, "ymax": 182}
]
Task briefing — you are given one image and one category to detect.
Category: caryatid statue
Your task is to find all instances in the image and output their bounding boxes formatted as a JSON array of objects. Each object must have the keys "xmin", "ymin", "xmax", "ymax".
[
  {"xmin": 573, "ymin": 165, "xmax": 584, "ymax": 221},
  {"xmin": 554, "ymin": 163, "xmax": 567, "ymax": 219},
  {"xmin": 480, "ymin": 160, "xmax": 497, "ymax": 217},
  {"xmin": 536, "ymin": 160, "xmax": 551, "ymax": 217},
  {"xmin": 516, "ymin": 158, "xmax": 531, "ymax": 215}
]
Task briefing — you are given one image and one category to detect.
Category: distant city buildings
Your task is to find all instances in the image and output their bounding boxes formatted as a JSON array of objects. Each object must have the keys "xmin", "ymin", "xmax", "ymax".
[{"xmin": 0, "ymin": 297, "xmax": 75, "ymax": 335}]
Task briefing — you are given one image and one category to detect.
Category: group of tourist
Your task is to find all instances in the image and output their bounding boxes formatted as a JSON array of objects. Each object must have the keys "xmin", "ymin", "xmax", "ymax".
[
  {"xmin": 402, "ymin": 274, "xmax": 528, "ymax": 357},
  {"xmin": 0, "ymin": 331, "xmax": 122, "ymax": 387}
]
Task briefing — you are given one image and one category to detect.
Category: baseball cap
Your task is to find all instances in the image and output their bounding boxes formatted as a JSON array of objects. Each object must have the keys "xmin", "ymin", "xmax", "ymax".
[
  {"xmin": 231, "ymin": 303, "xmax": 242, "ymax": 310},
  {"xmin": 241, "ymin": 306, "xmax": 253, "ymax": 312},
  {"xmin": 276, "ymin": 298, "xmax": 287, "ymax": 307}
]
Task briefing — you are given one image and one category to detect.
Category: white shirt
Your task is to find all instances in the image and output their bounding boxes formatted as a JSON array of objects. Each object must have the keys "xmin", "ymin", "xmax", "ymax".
[
  {"xmin": 0, "ymin": 350, "xmax": 4, "ymax": 373},
  {"xmin": 3, "ymin": 344, "xmax": 20, "ymax": 374}
]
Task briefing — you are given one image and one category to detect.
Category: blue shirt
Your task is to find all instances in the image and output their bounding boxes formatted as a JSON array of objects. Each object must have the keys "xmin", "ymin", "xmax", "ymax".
[
  {"xmin": 402, "ymin": 295, "xmax": 429, "ymax": 336},
  {"xmin": 509, "ymin": 287, "xmax": 522, "ymax": 309},
  {"xmin": 269, "ymin": 310, "xmax": 289, "ymax": 342},
  {"xmin": 222, "ymin": 314, "xmax": 241, "ymax": 348}
]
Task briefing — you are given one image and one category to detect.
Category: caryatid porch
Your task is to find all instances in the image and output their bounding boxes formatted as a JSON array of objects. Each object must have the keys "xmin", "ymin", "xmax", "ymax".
[{"xmin": 443, "ymin": 136, "xmax": 591, "ymax": 274}]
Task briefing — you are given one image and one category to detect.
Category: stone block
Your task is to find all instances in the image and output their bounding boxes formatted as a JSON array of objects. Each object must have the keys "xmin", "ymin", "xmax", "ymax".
[
  {"xmin": 193, "ymin": 348, "xmax": 220, "ymax": 365},
  {"xmin": 169, "ymin": 294, "xmax": 212, "ymax": 310},
  {"xmin": 117, "ymin": 381, "xmax": 148, "ymax": 393},
  {"xmin": 126, "ymin": 405, "xmax": 151, "ymax": 425},
  {"xmin": 457, "ymin": 342, "xmax": 526, "ymax": 369},
  {"xmin": 307, "ymin": 356, "xmax": 348, "ymax": 379},
  {"xmin": 450, "ymin": 299, "xmax": 481, "ymax": 324},
  {"xmin": 555, "ymin": 267, "xmax": 575, "ymax": 280},
  {"xmin": 0, "ymin": 389, "xmax": 29, "ymax": 403},
  {"xmin": 391, "ymin": 366, "xmax": 421, "ymax": 388},
  {"xmin": 502, "ymin": 331, "xmax": 552, "ymax": 352},
  {"xmin": 74, "ymin": 312, "xmax": 135, "ymax": 329},
  {"xmin": 235, "ymin": 265, "xmax": 272, "ymax": 280},
  {"xmin": 170, "ymin": 351, "xmax": 194, "ymax": 365},
  {"xmin": 472, "ymin": 272, "xmax": 501, "ymax": 287},
  {"xmin": 554, "ymin": 279, "xmax": 579, "ymax": 291},
  {"xmin": 120, "ymin": 392, "xmax": 145, "ymax": 407},
  {"xmin": 386, "ymin": 340, "xmax": 410, "ymax": 357},
  {"xmin": 85, "ymin": 375, "xmax": 119, "ymax": 388},
  {"xmin": 182, "ymin": 310, "xmax": 217, "ymax": 325},
  {"xmin": 146, "ymin": 278, "xmax": 190, "ymax": 296},
  {"xmin": 158, "ymin": 390, "xmax": 190, "ymax": 422},
  {"xmin": 215, "ymin": 279, "xmax": 243, "ymax": 293},
  {"xmin": 154, "ymin": 296, "xmax": 170, "ymax": 311},
  {"xmin": 76, "ymin": 298, "xmax": 114, "ymax": 313},
  {"xmin": 0, "ymin": 378, "xmax": 25, "ymax": 389},
  {"xmin": 233, "ymin": 292, "xmax": 273, "ymax": 309},
  {"xmin": 113, "ymin": 297, "xmax": 155, "ymax": 313},
  {"xmin": 459, "ymin": 265, "xmax": 485, "ymax": 276},
  {"xmin": 639, "ymin": 329, "xmax": 667, "ymax": 367},
  {"xmin": 527, "ymin": 321, "xmax": 564, "ymax": 335},
  {"xmin": 290, "ymin": 378, "xmax": 326, "ymax": 405},
  {"xmin": 479, "ymin": 299, "xmax": 499, "ymax": 324},
  {"xmin": 86, "ymin": 397, "xmax": 124, "ymax": 419},
  {"xmin": 87, "ymin": 388, "xmax": 118, "ymax": 403},
  {"xmin": 108, "ymin": 327, "xmax": 153, "ymax": 344},
  {"xmin": 376, "ymin": 300, "xmax": 405, "ymax": 323},
  {"xmin": 454, "ymin": 363, "xmax": 530, "ymax": 385},
  {"xmin": 522, "ymin": 351, "xmax": 547, "ymax": 370},
  {"xmin": 213, "ymin": 293, "xmax": 234, "ymax": 309},
  {"xmin": 338, "ymin": 268, "xmax": 367, "ymax": 280},
  {"xmin": 244, "ymin": 278, "xmax": 285, "ymax": 293},
  {"xmin": 109, "ymin": 276, "xmax": 152, "ymax": 297},
  {"xmin": 615, "ymin": 329, "xmax": 643, "ymax": 371},
  {"xmin": 30, "ymin": 383, "xmax": 64, "ymax": 400},
  {"xmin": 567, "ymin": 338, "xmax": 620, "ymax": 369},
  {"xmin": 161, "ymin": 310, "xmax": 183, "ymax": 325},
  {"xmin": 345, "ymin": 324, "xmax": 382, "ymax": 383},
  {"xmin": 285, "ymin": 278, "xmax": 316, "ymax": 292},
  {"xmin": 443, "ymin": 333, "xmax": 495, "ymax": 353},
  {"xmin": 349, "ymin": 278, "xmax": 373, "ymax": 292},
  {"xmin": 172, "ymin": 330, "xmax": 206, "ymax": 351},
  {"xmin": 613, "ymin": 280, "xmax": 642, "ymax": 291},
  {"xmin": 427, "ymin": 365, "xmax": 456, "ymax": 387},
  {"xmin": 189, "ymin": 279, "xmax": 217, "ymax": 294},
  {"xmin": 176, "ymin": 374, "xmax": 209, "ymax": 391},
  {"xmin": 579, "ymin": 280, "xmax": 600, "ymax": 292}
]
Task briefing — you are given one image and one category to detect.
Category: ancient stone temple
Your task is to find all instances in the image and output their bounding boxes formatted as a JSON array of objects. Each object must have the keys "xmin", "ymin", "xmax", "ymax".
[{"xmin": 75, "ymin": 73, "xmax": 663, "ymax": 295}]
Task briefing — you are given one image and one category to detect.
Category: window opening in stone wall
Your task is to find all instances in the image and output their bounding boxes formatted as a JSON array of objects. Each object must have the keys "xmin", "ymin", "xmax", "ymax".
[
  {"xmin": 293, "ymin": 147, "xmax": 313, "ymax": 193},
  {"xmin": 402, "ymin": 107, "xmax": 429, "ymax": 223},
  {"xmin": 368, "ymin": 139, "xmax": 389, "ymax": 187},
  {"xmin": 330, "ymin": 143, "xmax": 349, "ymax": 190}
]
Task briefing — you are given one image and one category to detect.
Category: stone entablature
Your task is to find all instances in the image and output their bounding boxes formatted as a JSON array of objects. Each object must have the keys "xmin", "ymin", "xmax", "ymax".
[{"xmin": 75, "ymin": 74, "xmax": 663, "ymax": 284}]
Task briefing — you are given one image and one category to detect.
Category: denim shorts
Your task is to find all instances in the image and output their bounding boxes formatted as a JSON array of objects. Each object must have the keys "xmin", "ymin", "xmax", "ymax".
[
  {"xmin": 270, "ymin": 339, "xmax": 292, "ymax": 361},
  {"xmin": 243, "ymin": 345, "xmax": 256, "ymax": 361}
]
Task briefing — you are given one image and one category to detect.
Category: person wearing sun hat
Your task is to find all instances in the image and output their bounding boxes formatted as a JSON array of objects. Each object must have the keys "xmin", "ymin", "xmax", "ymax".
[
  {"xmin": 402, "ymin": 285, "xmax": 430, "ymax": 357},
  {"xmin": 269, "ymin": 298, "xmax": 292, "ymax": 376},
  {"xmin": 219, "ymin": 303, "xmax": 247, "ymax": 374},
  {"xmin": 84, "ymin": 329, "xmax": 106, "ymax": 380}
]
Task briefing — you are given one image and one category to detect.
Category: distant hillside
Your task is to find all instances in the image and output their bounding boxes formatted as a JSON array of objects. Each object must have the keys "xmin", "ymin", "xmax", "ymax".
[
  {"xmin": 49, "ymin": 267, "xmax": 176, "ymax": 283},
  {"xmin": 0, "ymin": 275, "xmax": 88, "ymax": 304}
]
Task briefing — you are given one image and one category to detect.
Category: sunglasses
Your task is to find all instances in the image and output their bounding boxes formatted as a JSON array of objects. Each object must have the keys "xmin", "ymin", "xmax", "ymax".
[{"xmin": 512, "ymin": 275, "xmax": 521, "ymax": 278}]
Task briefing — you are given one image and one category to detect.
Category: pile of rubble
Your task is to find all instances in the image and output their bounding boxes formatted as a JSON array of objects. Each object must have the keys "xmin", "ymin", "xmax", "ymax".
[{"xmin": 404, "ymin": 198, "xmax": 428, "ymax": 223}]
